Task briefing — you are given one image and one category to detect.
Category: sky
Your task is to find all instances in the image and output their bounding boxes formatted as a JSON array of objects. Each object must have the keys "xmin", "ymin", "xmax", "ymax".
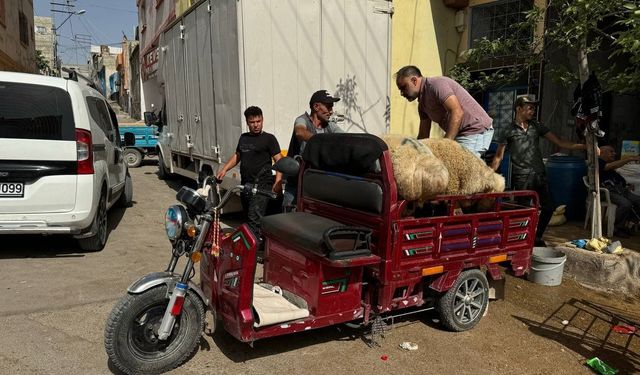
[{"xmin": 34, "ymin": 0, "xmax": 138, "ymax": 65}]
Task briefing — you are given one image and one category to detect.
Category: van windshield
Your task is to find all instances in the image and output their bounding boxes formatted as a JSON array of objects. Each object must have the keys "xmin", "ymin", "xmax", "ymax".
[{"xmin": 0, "ymin": 81, "xmax": 75, "ymax": 141}]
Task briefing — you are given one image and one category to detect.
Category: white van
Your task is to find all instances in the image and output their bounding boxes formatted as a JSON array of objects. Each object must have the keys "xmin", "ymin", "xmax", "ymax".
[{"xmin": 0, "ymin": 72, "xmax": 134, "ymax": 251}]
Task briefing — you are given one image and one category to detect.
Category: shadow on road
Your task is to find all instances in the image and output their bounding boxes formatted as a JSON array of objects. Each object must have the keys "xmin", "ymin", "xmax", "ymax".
[
  {"xmin": 514, "ymin": 298, "xmax": 640, "ymax": 374},
  {"xmin": 0, "ymin": 208, "xmax": 128, "ymax": 259},
  {"xmin": 202, "ymin": 306, "xmax": 440, "ymax": 363}
]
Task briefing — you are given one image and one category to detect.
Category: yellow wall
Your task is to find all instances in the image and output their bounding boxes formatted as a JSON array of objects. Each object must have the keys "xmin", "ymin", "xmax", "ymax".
[
  {"xmin": 175, "ymin": 0, "xmax": 194, "ymax": 17},
  {"xmin": 390, "ymin": 1, "xmax": 458, "ymax": 137}
]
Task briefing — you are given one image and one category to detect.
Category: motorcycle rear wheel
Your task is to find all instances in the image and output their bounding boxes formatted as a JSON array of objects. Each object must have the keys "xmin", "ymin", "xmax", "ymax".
[{"xmin": 104, "ymin": 285, "xmax": 205, "ymax": 375}]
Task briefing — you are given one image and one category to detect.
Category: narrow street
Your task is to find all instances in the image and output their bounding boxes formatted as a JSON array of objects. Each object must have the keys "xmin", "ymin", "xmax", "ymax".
[{"xmin": 0, "ymin": 163, "xmax": 637, "ymax": 375}]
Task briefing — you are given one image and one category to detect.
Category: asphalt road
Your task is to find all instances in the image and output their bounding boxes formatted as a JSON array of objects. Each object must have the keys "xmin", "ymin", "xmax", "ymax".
[{"xmin": 1, "ymin": 162, "xmax": 638, "ymax": 375}]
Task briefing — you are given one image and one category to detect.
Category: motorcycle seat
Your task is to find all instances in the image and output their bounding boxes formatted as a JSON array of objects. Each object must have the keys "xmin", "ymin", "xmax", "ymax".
[{"xmin": 261, "ymin": 212, "xmax": 371, "ymax": 260}]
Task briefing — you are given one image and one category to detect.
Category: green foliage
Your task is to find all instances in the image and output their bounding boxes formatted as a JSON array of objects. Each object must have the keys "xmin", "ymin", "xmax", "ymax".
[
  {"xmin": 35, "ymin": 50, "xmax": 51, "ymax": 73},
  {"xmin": 449, "ymin": 0, "xmax": 640, "ymax": 93}
]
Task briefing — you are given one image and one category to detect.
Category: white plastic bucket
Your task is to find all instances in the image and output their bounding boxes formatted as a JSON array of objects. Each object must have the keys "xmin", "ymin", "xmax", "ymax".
[{"xmin": 528, "ymin": 247, "xmax": 567, "ymax": 286}]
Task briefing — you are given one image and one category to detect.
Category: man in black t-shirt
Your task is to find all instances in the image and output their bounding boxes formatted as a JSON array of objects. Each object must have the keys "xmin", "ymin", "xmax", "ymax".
[
  {"xmin": 491, "ymin": 95, "xmax": 586, "ymax": 246},
  {"xmin": 216, "ymin": 106, "xmax": 282, "ymax": 238},
  {"xmin": 598, "ymin": 145, "xmax": 640, "ymax": 237}
]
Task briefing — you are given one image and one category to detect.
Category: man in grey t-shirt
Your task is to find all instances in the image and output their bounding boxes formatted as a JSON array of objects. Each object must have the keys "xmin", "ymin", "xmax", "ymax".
[
  {"xmin": 395, "ymin": 65, "xmax": 494, "ymax": 157},
  {"xmin": 284, "ymin": 90, "xmax": 344, "ymax": 209}
]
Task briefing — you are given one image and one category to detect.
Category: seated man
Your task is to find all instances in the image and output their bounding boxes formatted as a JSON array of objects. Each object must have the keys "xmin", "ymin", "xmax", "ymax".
[
  {"xmin": 598, "ymin": 145, "xmax": 640, "ymax": 237},
  {"xmin": 284, "ymin": 90, "xmax": 343, "ymax": 210}
]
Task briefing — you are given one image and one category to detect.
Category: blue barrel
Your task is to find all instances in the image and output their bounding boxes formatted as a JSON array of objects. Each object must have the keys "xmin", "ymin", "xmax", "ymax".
[{"xmin": 545, "ymin": 156, "xmax": 587, "ymax": 220}]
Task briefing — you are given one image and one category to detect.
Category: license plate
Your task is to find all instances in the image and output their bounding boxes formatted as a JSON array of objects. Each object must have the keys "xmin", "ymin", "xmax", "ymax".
[{"xmin": 0, "ymin": 182, "xmax": 24, "ymax": 197}]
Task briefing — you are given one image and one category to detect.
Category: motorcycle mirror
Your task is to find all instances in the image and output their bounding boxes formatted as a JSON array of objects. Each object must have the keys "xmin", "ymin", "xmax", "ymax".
[{"xmin": 273, "ymin": 157, "xmax": 300, "ymax": 176}]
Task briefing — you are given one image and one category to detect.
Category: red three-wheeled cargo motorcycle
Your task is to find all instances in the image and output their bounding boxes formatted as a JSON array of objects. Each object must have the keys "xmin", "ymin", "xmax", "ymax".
[{"xmin": 105, "ymin": 133, "xmax": 539, "ymax": 374}]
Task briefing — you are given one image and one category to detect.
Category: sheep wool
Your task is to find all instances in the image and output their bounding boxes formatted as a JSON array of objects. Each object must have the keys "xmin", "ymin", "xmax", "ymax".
[
  {"xmin": 379, "ymin": 134, "xmax": 449, "ymax": 202},
  {"xmin": 421, "ymin": 138, "xmax": 505, "ymax": 196}
]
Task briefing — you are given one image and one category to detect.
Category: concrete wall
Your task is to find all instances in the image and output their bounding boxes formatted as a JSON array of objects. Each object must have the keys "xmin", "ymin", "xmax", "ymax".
[
  {"xmin": 390, "ymin": 1, "xmax": 458, "ymax": 137},
  {"xmin": 0, "ymin": 0, "xmax": 36, "ymax": 73},
  {"xmin": 34, "ymin": 16, "xmax": 55, "ymax": 73}
]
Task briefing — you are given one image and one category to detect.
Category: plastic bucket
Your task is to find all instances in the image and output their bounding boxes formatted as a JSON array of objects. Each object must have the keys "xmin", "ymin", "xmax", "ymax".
[{"xmin": 528, "ymin": 247, "xmax": 567, "ymax": 286}]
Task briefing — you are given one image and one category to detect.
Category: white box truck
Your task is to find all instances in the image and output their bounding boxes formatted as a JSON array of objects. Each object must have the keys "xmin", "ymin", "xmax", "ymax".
[{"xmin": 154, "ymin": 0, "xmax": 392, "ymax": 189}]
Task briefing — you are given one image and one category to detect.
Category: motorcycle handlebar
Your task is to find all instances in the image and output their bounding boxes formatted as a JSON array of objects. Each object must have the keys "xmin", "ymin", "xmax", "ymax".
[
  {"xmin": 212, "ymin": 183, "xmax": 277, "ymax": 212},
  {"xmin": 243, "ymin": 183, "xmax": 278, "ymax": 200}
]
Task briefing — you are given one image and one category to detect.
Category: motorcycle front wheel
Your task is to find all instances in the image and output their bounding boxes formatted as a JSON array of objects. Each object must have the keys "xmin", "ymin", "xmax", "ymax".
[{"xmin": 104, "ymin": 285, "xmax": 205, "ymax": 375}]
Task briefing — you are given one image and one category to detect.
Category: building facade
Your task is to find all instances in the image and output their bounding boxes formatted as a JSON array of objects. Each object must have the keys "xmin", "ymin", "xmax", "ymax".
[
  {"xmin": 34, "ymin": 16, "xmax": 55, "ymax": 75},
  {"xmin": 0, "ymin": 0, "xmax": 37, "ymax": 73},
  {"xmin": 90, "ymin": 45, "xmax": 121, "ymax": 99}
]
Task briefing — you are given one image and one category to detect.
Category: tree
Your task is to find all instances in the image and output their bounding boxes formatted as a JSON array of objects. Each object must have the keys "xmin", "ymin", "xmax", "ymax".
[
  {"xmin": 36, "ymin": 50, "xmax": 51, "ymax": 74},
  {"xmin": 449, "ymin": 0, "xmax": 640, "ymax": 93},
  {"xmin": 449, "ymin": 0, "xmax": 640, "ymax": 238}
]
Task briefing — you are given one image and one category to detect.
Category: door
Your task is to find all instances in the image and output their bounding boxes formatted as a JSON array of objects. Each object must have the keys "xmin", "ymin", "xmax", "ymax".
[
  {"xmin": 184, "ymin": 10, "xmax": 205, "ymax": 156},
  {"xmin": 86, "ymin": 96, "xmax": 124, "ymax": 197},
  {"xmin": 107, "ymin": 103, "xmax": 127, "ymax": 187},
  {"xmin": 173, "ymin": 24, "xmax": 189, "ymax": 154},
  {"xmin": 211, "ymin": 0, "xmax": 242, "ymax": 162},
  {"xmin": 196, "ymin": 1, "xmax": 218, "ymax": 159},
  {"xmin": 163, "ymin": 26, "xmax": 180, "ymax": 153},
  {"xmin": 485, "ymin": 87, "xmax": 527, "ymax": 188},
  {"xmin": 166, "ymin": 23, "xmax": 189, "ymax": 154}
]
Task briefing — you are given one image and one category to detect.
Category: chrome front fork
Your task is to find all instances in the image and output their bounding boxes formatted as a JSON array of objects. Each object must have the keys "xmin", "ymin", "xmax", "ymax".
[{"xmin": 158, "ymin": 217, "xmax": 212, "ymax": 340}]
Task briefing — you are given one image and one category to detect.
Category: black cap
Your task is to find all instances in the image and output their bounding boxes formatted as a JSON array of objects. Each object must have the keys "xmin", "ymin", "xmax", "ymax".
[
  {"xmin": 514, "ymin": 94, "xmax": 539, "ymax": 109},
  {"xmin": 309, "ymin": 90, "xmax": 340, "ymax": 106}
]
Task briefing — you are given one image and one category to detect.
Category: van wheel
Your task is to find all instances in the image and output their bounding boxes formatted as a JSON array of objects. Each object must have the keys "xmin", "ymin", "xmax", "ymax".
[
  {"xmin": 117, "ymin": 173, "xmax": 133, "ymax": 208},
  {"xmin": 436, "ymin": 269, "xmax": 489, "ymax": 332},
  {"xmin": 78, "ymin": 191, "xmax": 108, "ymax": 251},
  {"xmin": 124, "ymin": 149, "xmax": 143, "ymax": 168}
]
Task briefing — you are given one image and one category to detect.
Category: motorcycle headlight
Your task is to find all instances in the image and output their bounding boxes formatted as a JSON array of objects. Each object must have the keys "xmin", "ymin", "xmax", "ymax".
[{"xmin": 165, "ymin": 205, "xmax": 188, "ymax": 240}]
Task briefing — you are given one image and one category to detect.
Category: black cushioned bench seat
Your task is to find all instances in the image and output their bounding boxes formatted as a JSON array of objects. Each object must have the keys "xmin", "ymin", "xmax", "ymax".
[{"xmin": 261, "ymin": 212, "xmax": 371, "ymax": 259}]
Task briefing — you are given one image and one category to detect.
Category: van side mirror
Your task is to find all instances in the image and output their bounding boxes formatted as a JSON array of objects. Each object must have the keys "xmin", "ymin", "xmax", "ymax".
[
  {"xmin": 123, "ymin": 132, "xmax": 136, "ymax": 146},
  {"xmin": 144, "ymin": 111, "xmax": 158, "ymax": 126},
  {"xmin": 273, "ymin": 157, "xmax": 299, "ymax": 176}
]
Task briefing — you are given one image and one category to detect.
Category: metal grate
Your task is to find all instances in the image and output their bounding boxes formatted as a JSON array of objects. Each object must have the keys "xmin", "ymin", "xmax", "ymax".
[{"xmin": 470, "ymin": 0, "xmax": 534, "ymax": 60}]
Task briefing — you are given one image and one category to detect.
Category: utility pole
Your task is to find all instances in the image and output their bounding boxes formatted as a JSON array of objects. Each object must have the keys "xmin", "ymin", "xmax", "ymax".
[
  {"xmin": 578, "ymin": 41, "xmax": 602, "ymax": 239},
  {"xmin": 50, "ymin": 0, "xmax": 86, "ymax": 76}
]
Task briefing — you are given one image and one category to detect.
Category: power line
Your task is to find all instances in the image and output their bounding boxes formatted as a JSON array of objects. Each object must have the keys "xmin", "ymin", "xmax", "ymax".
[{"xmin": 82, "ymin": 4, "xmax": 137, "ymax": 14}]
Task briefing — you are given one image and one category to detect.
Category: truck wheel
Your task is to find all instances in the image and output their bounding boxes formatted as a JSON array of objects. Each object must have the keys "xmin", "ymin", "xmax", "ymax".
[
  {"xmin": 116, "ymin": 173, "xmax": 133, "ymax": 208},
  {"xmin": 124, "ymin": 149, "xmax": 143, "ymax": 168},
  {"xmin": 78, "ymin": 190, "xmax": 108, "ymax": 251},
  {"xmin": 158, "ymin": 152, "xmax": 171, "ymax": 180},
  {"xmin": 104, "ymin": 286, "xmax": 205, "ymax": 375},
  {"xmin": 436, "ymin": 269, "xmax": 489, "ymax": 332}
]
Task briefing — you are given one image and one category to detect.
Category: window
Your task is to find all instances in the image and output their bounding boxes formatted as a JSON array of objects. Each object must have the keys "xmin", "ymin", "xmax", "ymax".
[
  {"xmin": 0, "ymin": 82, "xmax": 75, "ymax": 141},
  {"xmin": 0, "ymin": 0, "xmax": 5, "ymax": 28},
  {"xmin": 19, "ymin": 11, "xmax": 29, "ymax": 45},
  {"xmin": 86, "ymin": 97, "xmax": 115, "ymax": 141},
  {"xmin": 36, "ymin": 25, "xmax": 47, "ymax": 34},
  {"xmin": 469, "ymin": 0, "xmax": 533, "ymax": 49}
]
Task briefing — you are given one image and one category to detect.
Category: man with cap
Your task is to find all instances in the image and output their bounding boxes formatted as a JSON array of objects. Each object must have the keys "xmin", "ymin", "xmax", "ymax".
[
  {"xmin": 283, "ymin": 90, "xmax": 344, "ymax": 209},
  {"xmin": 491, "ymin": 94, "xmax": 586, "ymax": 246},
  {"xmin": 395, "ymin": 65, "xmax": 494, "ymax": 158}
]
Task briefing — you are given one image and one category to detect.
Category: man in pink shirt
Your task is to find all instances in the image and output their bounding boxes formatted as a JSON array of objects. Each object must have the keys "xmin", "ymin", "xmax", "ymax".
[{"xmin": 395, "ymin": 65, "xmax": 494, "ymax": 158}]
